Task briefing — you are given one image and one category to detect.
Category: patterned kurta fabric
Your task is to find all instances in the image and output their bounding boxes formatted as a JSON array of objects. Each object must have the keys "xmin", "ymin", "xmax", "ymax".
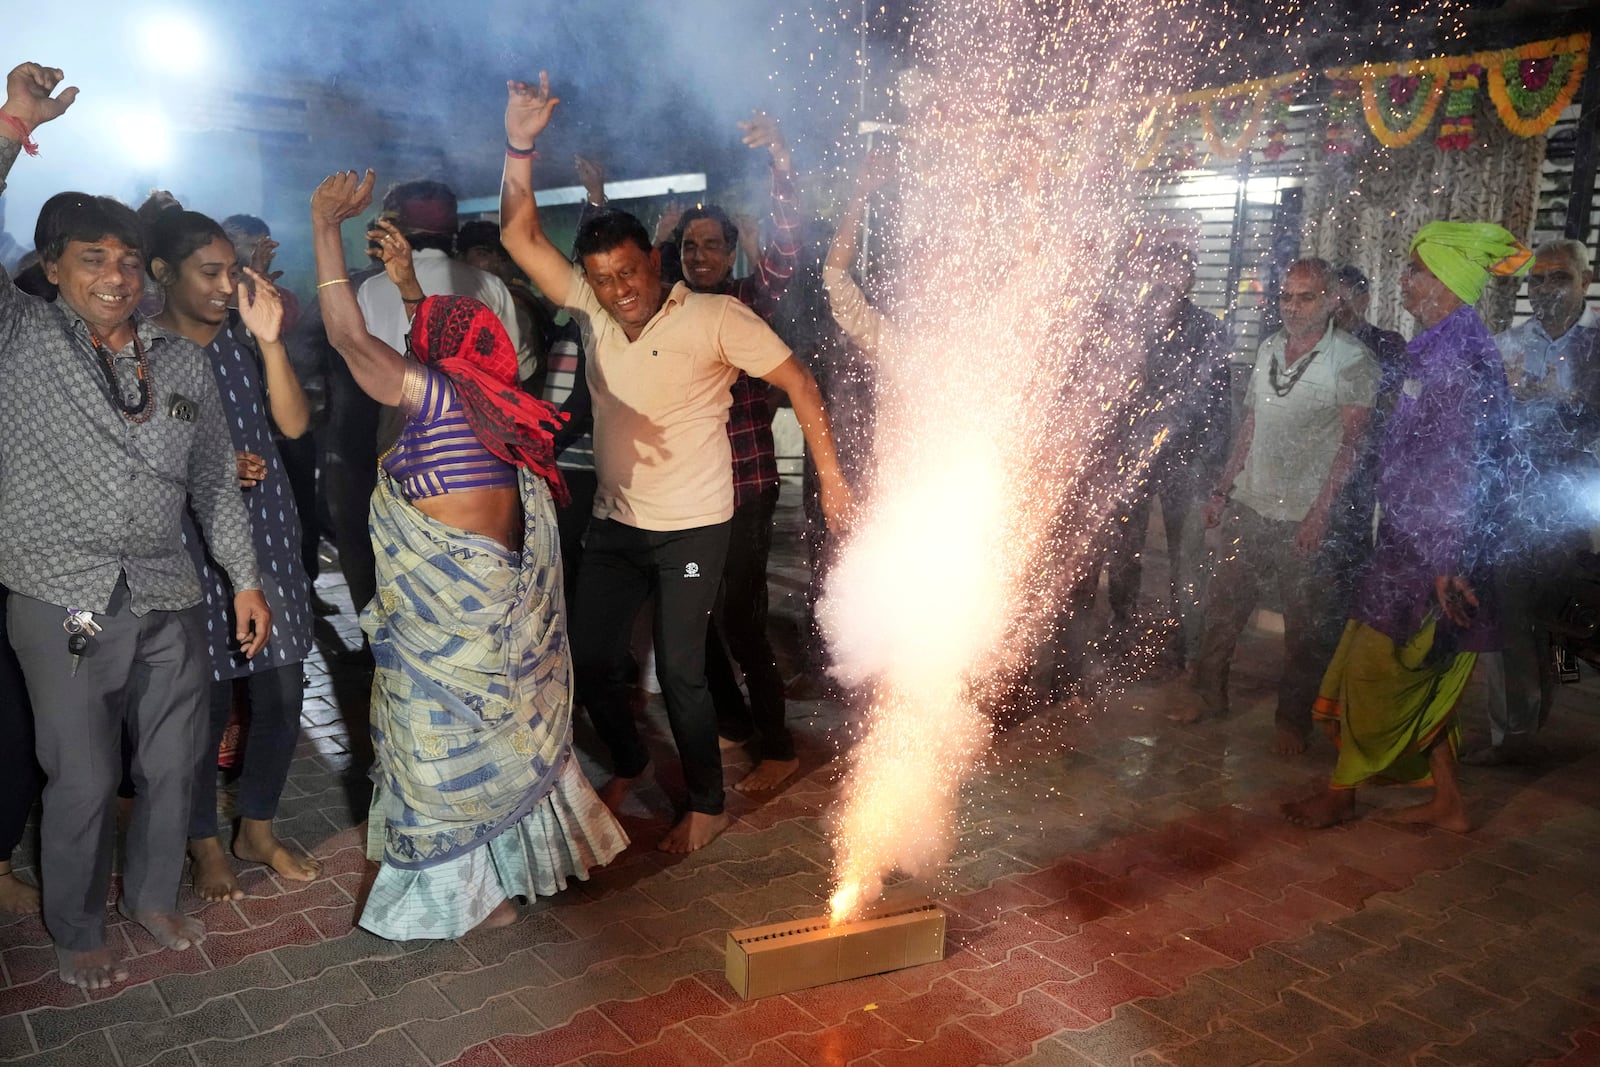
[
  {"xmin": 182, "ymin": 317, "xmax": 312, "ymax": 679},
  {"xmin": 362, "ymin": 467, "xmax": 581, "ymax": 869}
]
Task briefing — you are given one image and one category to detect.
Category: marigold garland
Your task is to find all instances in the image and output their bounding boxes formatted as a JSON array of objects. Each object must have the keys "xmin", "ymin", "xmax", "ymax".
[
  {"xmin": 989, "ymin": 33, "xmax": 1587, "ymax": 176},
  {"xmin": 1358, "ymin": 59, "xmax": 1448, "ymax": 148},
  {"xmin": 1486, "ymin": 36, "xmax": 1587, "ymax": 137},
  {"xmin": 1200, "ymin": 90, "xmax": 1268, "ymax": 159}
]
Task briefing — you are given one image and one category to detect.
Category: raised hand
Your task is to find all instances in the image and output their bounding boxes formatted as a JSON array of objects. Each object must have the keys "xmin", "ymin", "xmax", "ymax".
[
  {"xmin": 311, "ymin": 170, "xmax": 376, "ymax": 228},
  {"xmin": 737, "ymin": 109, "xmax": 791, "ymax": 171},
  {"xmin": 575, "ymin": 155, "xmax": 607, "ymax": 204},
  {"xmin": 2, "ymin": 62, "xmax": 78, "ymax": 131},
  {"xmin": 506, "ymin": 72, "xmax": 559, "ymax": 149},
  {"xmin": 236, "ymin": 268, "xmax": 284, "ymax": 345},
  {"xmin": 366, "ymin": 218, "xmax": 417, "ymax": 290},
  {"xmin": 249, "ymin": 237, "xmax": 282, "ymax": 283},
  {"xmin": 654, "ymin": 200, "xmax": 685, "ymax": 245}
]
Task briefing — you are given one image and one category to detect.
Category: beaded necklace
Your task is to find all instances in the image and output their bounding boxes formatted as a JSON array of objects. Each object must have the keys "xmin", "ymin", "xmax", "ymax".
[
  {"xmin": 1267, "ymin": 341, "xmax": 1319, "ymax": 398},
  {"xmin": 87, "ymin": 327, "xmax": 155, "ymax": 423}
]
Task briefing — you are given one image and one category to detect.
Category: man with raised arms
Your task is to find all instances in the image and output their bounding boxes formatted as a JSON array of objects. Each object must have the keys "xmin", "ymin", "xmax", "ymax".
[{"xmin": 497, "ymin": 73, "xmax": 853, "ymax": 853}]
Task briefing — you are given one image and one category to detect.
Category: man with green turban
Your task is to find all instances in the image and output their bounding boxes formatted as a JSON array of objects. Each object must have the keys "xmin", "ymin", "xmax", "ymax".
[
  {"xmin": 1284, "ymin": 221, "xmax": 1527, "ymax": 832},
  {"xmin": 1409, "ymin": 221, "xmax": 1533, "ymax": 306}
]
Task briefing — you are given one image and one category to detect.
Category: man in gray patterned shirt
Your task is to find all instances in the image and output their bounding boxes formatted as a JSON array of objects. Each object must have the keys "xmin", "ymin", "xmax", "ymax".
[{"xmin": 0, "ymin": 62, "xmax": 271, "ymax": 989}]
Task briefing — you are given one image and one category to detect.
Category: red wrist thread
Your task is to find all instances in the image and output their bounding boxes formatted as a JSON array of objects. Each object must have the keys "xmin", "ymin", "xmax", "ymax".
[{"xmin": 0, "ymin": 111, "xmax": 38, "ymax": 157}]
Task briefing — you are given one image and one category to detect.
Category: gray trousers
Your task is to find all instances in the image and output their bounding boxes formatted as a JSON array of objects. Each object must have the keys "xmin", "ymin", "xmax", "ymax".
[
  {"xmin": 7, "ymin": 579, "xmax": 205, "ymax": 952},
  {"xmin": 1480, "ymin": 552, "xmax": 1567, "ymax": 745},
  {"xmin": 1190, "ymin": 502, "xmax": 1342, "ymax": 735}
]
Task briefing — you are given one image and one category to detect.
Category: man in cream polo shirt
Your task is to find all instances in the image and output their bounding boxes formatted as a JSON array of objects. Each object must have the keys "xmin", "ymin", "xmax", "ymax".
[
  {"xmin": 497, "ymin": 74, "xmax": 853, "ymax": 852},
  {"xmin": 1173, "ymin": 258, "xmax": 1378, "ymax": 757}
]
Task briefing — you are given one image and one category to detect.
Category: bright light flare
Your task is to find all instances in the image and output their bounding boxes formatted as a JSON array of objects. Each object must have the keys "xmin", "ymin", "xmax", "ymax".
[
  {"xmin": 816, "ymin": 0, "xmax": 1213, "ymax": 925},
  {"xmin": 138, "ymin": 13, "xmax": 211, "ymax": 74},
  {"xmin": 114, "ymin": 106, "xmax": 172, "ymax": 169},
  {"xmin": 819, "ymin": 448, "xmax": 1010, "ymax": 691}
]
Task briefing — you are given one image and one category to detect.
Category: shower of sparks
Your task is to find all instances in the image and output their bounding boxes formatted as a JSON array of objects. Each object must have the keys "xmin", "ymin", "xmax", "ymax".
[{"xmin": 813, "ymin": 0, "xmax": 1216, "ymax": 924}]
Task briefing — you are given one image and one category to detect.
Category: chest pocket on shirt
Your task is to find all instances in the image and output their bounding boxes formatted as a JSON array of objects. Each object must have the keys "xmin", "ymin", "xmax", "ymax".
[{"xmin": 132, "ymin": 406, "xmax": 200, "ymax": 484}]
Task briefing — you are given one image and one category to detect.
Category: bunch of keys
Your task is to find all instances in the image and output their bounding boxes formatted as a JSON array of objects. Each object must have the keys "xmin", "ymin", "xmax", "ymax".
[{"xmin": 64, "ymin": 609, "xmax": 101, "ymax": 677}]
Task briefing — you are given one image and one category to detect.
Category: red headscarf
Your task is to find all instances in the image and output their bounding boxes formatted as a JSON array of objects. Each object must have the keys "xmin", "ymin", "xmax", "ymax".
[{"xmin": 409, "ymin": 295, "xmax": 569, "ymax": 505}]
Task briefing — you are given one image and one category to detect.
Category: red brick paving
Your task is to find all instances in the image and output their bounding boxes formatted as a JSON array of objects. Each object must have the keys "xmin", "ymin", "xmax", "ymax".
[{"xmin": 3, "ymin": 493, "xmax": 1600, "ymax": 1065}]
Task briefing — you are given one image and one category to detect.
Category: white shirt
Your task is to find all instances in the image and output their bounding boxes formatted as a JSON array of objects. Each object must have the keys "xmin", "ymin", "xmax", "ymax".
[
  {"xmin": 1236, "ymin": 322, "xmax": 1379, "ymax": 523},
  {"xmin": 1496, "ymin": 305, "xmax": 1597, "ymax": 402},
  {"xmin": 356, "ymin": 249, "xmax": 527, "ymax": 372}
]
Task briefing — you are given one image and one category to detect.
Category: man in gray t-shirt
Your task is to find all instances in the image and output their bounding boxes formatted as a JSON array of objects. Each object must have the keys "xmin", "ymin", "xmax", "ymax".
[{"xmin": 1173, "ymin": 258, "xmax": 1379, "ymax": 755}]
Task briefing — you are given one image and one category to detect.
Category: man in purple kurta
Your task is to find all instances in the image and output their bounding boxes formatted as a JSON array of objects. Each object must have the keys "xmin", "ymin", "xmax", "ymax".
[{"xmin": 1284, "ymin": 221, "xmax": 1528, "ymax": 833}]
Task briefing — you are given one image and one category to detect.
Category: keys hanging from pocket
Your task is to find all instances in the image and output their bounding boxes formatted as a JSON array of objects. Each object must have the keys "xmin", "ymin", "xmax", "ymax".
[{"xmin": 64, "ymin": 610, "xmax": 100, "ymax": 677}]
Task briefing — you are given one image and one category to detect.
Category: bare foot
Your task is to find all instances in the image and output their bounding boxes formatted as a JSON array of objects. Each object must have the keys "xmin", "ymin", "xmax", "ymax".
[
  {"xmin": 233, "ymin": 819, "xmax": 321, "ymax": 883},
  {"xmin": 1272, "ymin": 727, "xmax": 1309, "ymax": 756},
  {"xmin": 1381, "ymin": 795, "xmax": 1471, "ymax": 833},
  {"xmin": 472, "ymin": 898, "xmax": 519, "ymax": 932},
  {"xmin": 0, "ymin": 865, "xmax": 41, "ymax": 915},
  {"xmin": 188, "ymin": 837, "xmax": 244, "ymax": 902},
  {"xmin": 1382, "ymin": 742, "xmax": 1470, "ymax": 832},
  {"xmin": 56, "ymin": 945, "xmax": 128, "ymax": 989},
  {"xmin": 659, "ymin": 811, "xmax": 730, "ymax": 854},
  {"xmin": 117, "ymin": 902, "xmax": 206, "ymax": 950},
  {"xmin": 1281, "ymin": 788, "xmax": 1357, "ymax": 828},
  {"xmin": 598, "ymin": 775, "xmax": 637, "ymax": 815},
  {"xmin": 734, "ymin": 758, "xmax": 799, "ymax": 794}
]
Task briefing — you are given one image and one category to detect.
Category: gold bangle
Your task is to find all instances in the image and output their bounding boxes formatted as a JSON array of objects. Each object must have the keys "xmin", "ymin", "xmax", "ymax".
[{"xmin": 317, "ymin": 278, "xmax": 350, "ymax": 289}]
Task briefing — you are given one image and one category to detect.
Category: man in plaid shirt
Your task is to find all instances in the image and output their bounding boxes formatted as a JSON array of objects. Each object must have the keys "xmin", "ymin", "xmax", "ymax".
[{"xmin": 674, "ymin": 113, "xmax": 803, "ymax": 793}]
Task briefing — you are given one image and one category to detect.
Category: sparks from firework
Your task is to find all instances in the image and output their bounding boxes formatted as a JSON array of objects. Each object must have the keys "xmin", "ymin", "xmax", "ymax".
[{"xmin": 812, "ymin": 0, "xmax": 1213, "ymax": 924}]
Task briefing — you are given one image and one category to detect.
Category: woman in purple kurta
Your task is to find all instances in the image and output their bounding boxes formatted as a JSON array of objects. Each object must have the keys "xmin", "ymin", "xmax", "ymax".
[{"xmin": 1285, "ymin": 222, "xmax": 1528, "ymax": 832}]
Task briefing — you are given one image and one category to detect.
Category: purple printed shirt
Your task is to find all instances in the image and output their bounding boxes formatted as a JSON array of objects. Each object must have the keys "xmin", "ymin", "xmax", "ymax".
[{"xmin": 1352, "ymin": 306, "xmax": 1512, "ymax": 652}]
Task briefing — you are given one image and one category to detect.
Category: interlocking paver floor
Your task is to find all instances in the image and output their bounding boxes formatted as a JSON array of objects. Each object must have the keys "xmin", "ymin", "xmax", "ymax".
[{"xmin": 4, "ymin": 482, "xmax": 1598, "ymax": 1065}]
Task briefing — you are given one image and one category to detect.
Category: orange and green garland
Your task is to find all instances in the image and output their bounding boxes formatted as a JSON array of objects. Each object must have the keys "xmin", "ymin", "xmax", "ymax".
[
  {"xmin": 1326, "ymin": 33, "xmax": 1587, "ymax": 155},
  {"xmin": 1487, "ymin": 36, "xmax": 1587, "ymax": 137}
]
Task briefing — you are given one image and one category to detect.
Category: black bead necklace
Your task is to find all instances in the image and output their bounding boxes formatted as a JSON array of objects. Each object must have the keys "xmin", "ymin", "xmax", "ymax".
[{"xmin": 88, "ymin": 327, "xmax": 155, "ymax": 423}]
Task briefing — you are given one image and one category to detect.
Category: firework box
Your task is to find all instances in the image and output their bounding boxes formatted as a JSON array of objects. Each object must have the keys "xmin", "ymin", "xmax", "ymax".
[{"xmin": 723, "ymin": 898, "xmax": 946, "ymax": 1000}]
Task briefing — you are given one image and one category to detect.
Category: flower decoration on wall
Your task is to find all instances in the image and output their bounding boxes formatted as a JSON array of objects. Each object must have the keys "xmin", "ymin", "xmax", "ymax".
[
  {"xmin": 1487, "ymin": 35, "xmax": 1587, "ymax": 137},
  {"xmin": 1436, "ymin": 64, "xmax": 1483, "ymax": 150}
]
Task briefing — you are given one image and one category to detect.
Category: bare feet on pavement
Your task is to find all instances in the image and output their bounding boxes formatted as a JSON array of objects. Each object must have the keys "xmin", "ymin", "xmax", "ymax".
[
  {"xmin": 56, "ymin": 945, "xmax": 128, "ymax": 989},
  {"xmin": 1382, "ymin": 794, "xmax": 1471, "ymax": 833},
  {"xmin": 1281, "ymin": 788, "xmax": 1356, "ymax": 828},
  {"xmin": 234, "ymin": 819, "xmax": 322, "ymax": 882},
  {"xmin": 472, "ymin": 898, "xmax": 519, "ymax": 932},
  {"xmin": 734, "ymin": 758, "xmax": 799, "ymax": 794},
  {"xmin": 1272, "ymin": 727, "xmax": 1309, "ymax": 756},
  {"xmin": 599, "ymin": 775, "xmax": 637, "ymax": 815},
  {"xmin": 659, "ymin": 810, "xmax": 730, "ymax": 853},
  {"xmin": 0, "ymin": 864, "xmax": 40, "ymax": 914},
  {"xmin": 188, "ymin": 837, "xmax": 244, "ymax": 902},
  {"xmin": 117, "ymin": 902, "xmax": 206, "ymax": 951}
]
